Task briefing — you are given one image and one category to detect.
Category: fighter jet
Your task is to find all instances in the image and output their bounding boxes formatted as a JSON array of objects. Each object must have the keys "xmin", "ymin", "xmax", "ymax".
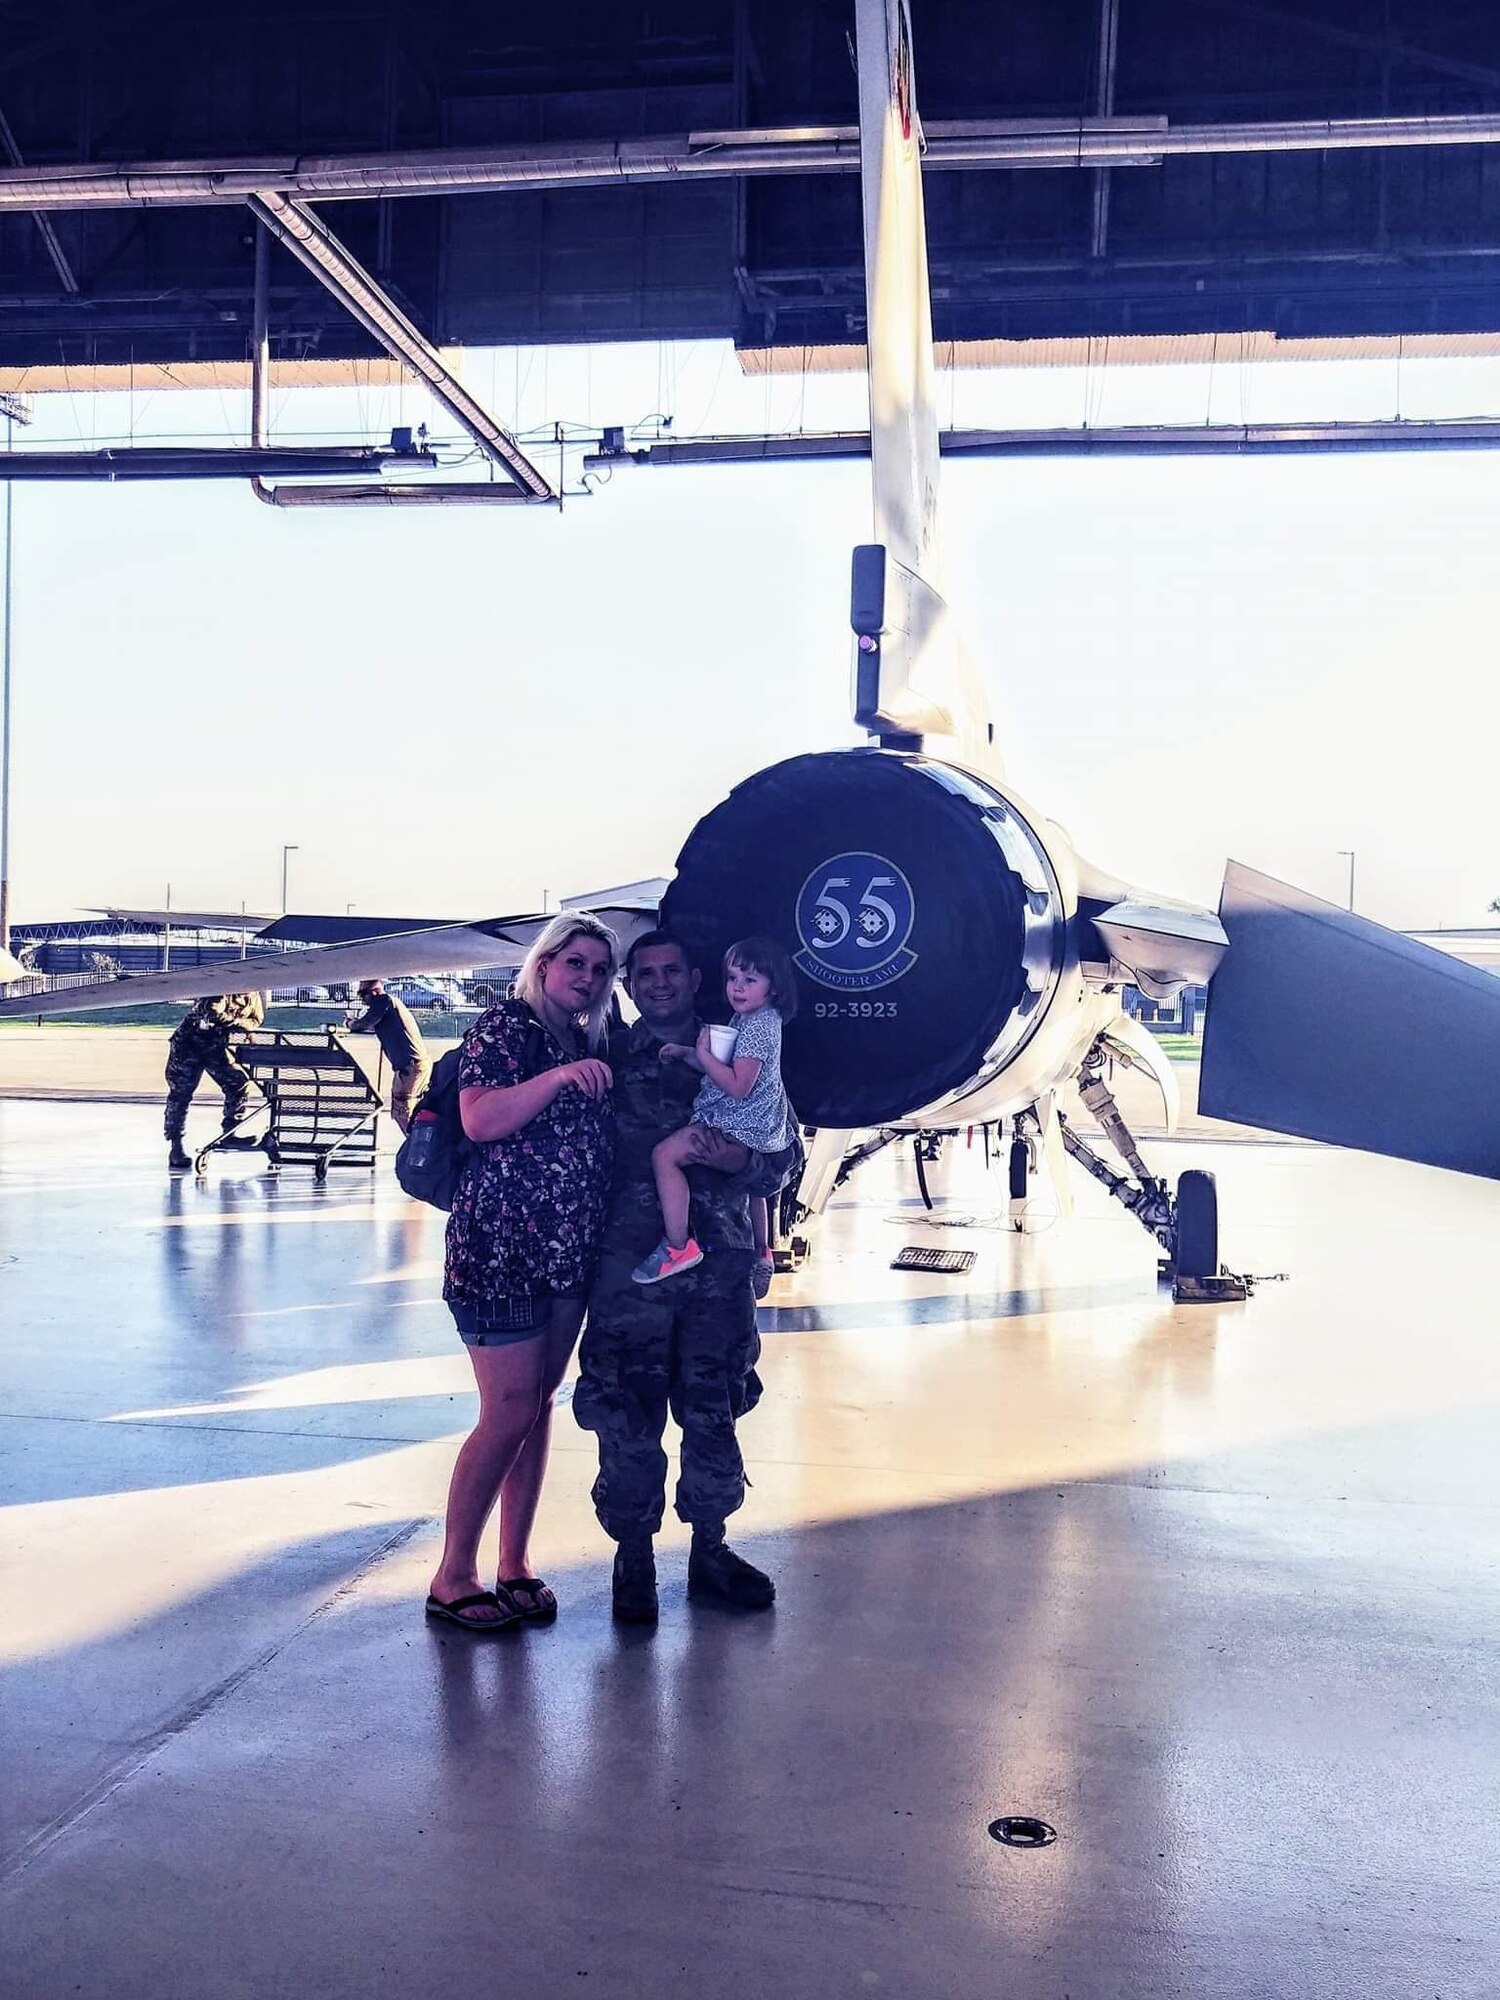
[
  {"xmin": 662, "ymin": 2, "xmax": 1500, "ymax": 1265},
  {"xmin": 9, "ymin": 0, "xmax": 1497, "ymax": 1278}
]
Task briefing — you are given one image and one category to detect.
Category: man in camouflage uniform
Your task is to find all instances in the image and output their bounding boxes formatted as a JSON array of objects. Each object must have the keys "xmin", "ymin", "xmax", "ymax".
[
  {"xmin": 163, "ymin": 992, "xmax": 266, "ymax": 1171},
  {"xmin": 574, "ymin": 930, "xmax": 778, "ymax": 1624}
]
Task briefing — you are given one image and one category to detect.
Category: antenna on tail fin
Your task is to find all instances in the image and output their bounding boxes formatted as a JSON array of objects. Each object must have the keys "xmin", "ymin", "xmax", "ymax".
[{"xmin": 850, "ymin": 0, "xmax": 994, "ymax": 770}]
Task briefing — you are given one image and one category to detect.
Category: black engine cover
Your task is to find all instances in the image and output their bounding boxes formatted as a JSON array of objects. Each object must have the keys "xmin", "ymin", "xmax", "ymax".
[{"xmin": 662, "ymin": 749, "xmax": 1033, "ymax": 1128}]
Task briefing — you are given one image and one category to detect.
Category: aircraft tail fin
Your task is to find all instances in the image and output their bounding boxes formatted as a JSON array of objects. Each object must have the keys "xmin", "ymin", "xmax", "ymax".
[{"xmin": 851, "ymin": 0, "xmax": 993, "ymax": 770}]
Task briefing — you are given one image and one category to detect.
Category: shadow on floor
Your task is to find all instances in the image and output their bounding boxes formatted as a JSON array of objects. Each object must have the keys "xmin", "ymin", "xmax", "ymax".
[{"xmin": 3, "ymin": 1476, "xmax": 1496, "ymax": 2000}]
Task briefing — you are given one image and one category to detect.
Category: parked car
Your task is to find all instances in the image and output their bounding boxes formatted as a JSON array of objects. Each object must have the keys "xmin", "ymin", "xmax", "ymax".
[
  {"xmin": 387, "ymin": 976, "xmax": 467, "ymax": 1013},
  {"xmin": 466, "ymin": 979, "xmax": 512, "ymax": 1007}
]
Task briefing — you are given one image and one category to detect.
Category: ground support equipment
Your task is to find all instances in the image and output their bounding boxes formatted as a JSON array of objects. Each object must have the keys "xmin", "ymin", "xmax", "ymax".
[{"xmin": 193, "ymin": 1030, "xmax": 382, "ymax": 1181}]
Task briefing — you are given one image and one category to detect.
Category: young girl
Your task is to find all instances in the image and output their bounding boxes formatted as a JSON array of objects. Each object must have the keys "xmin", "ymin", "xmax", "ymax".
[{"xmin": 632, "ymin": 935, "xmax": 799, "ymax": 1288}]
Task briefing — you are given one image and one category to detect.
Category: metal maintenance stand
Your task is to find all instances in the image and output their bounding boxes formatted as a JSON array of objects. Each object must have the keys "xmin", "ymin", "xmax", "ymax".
[{"xmin": 193, "ymin": 1029, "xmax": 383, "ymax": 1181}]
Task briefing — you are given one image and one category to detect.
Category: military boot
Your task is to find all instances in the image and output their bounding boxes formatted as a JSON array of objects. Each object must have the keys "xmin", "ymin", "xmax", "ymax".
[
  {"xmin": 167, "ymin": 1142, "xmax": 193, "ymax": 1172},
  {"xmin": 687, "ymin": 1532, "xmax": 775, "ymax": 1611},
  {"xmin": 611, "ymin": 1539, "xmax": 658, "ymax": 1625}
]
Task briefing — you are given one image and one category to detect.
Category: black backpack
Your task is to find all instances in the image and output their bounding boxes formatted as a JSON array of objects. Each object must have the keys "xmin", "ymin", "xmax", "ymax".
[{"xmin": 394, "ymin": 1013, "xmax": 547, "ymax": 1211}]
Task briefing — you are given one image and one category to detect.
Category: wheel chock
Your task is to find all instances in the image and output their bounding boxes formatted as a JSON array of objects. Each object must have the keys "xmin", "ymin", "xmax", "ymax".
[{"xmin": 1172, "ymin": 1270, "xmax": 1250, "ymax": 1304}]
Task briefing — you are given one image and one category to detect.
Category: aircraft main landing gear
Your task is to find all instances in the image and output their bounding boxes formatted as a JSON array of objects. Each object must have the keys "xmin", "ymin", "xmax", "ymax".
[
  {"xmin": 771, "ymin": 1178, "xmax": 813, "ymax": 1273},
  {"xmin": 1056, "ymin": 1040, "xmax": 1248, "ymax": 1303},
  {"xmin": 1172, "ymin": 1168, "xmax": 1219, "ymax": 1279},
  {"xmin": 1006, "ymin": 1110, "xmax": 1051, "ymax": 1232},
  {"xmin": 912, "ymin": 1132, "xmax": 946, "ymax": 1210}
]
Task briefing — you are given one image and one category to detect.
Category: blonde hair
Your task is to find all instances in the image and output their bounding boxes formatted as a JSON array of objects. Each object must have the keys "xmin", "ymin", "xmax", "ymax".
[{"xmin": 513, "ymin": 911, "xmax": 620, "ymax": 1053}]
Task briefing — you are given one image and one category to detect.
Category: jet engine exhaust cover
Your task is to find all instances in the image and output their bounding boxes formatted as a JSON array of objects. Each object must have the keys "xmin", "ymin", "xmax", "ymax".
[{"xmin": 662, "ymin": 750, "xmax": 1054, "ymax": 1129}]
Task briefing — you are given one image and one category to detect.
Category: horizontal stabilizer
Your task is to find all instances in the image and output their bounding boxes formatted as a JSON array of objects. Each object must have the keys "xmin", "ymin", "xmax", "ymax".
[
  {"xmin": 0, "ymin": 903, "xmax": 660, "ymax": 1019},
  {"xmin": 1200, "ymin": 861, "xmax": 1500, "ymax": 1179}
]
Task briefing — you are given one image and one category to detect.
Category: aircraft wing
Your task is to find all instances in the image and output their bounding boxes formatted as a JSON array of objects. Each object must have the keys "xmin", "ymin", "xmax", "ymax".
[
  {"xmin": 0, "ymin": 902, "xmax": 661, "ymax": 1019},
  {"xmin": 1199, "ymin": 860, "xmax": 1500, "ymax": 1179}
]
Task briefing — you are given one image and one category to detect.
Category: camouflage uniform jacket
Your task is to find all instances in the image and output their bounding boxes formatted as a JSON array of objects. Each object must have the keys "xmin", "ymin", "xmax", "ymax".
[
  {"xmin": 163, "ymin": 994, "xmax": 263, "ymax": 1142},
  {"xmin": 575, "ymin": 1017, "xmax": 761, "ymax": 1538},
  {"xmin": 599, "ymin": 1017, "xmax": 755, "ymax": 1260},
  {"xmin": 168, "ymin": 993, "xmax": 265, "ymax": 1056},
  {"xmin": 187, "ymin": 993, "xmax": 265, "ymax": 1035}
]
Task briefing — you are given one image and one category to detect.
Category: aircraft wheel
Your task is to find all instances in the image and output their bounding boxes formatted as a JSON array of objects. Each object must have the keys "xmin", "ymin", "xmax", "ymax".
[
  {"xmin": 1008, "ymin": 1136, "xmax": 1029, "ymax": 1200},
  {"xmin": 775, "ymin": 1184, "xmax": 804, "ymax": 1245},
  {"xmin": 1174, "ymin": 1169, "xmax": 1218, "ymax": 1278},
  {"xmin": 774, "ymin": 1233, "xmax": 812, "ymax": 1273}
]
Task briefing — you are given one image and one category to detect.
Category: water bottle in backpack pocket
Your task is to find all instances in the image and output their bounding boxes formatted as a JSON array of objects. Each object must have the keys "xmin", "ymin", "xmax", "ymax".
[
  {"xmin": 393, "ymin": 1046, "xmax": 470, "ymax": 1210},
  {"xmin": 393, "ymin": 1017, "xmax": 548, "ymax": 1211}
]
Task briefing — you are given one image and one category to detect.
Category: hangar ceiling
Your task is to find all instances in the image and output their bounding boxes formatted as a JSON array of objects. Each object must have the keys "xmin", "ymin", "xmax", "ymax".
[{"xmin": 4, "ymin": 0, "xmax": 1500, "ymax": 369}]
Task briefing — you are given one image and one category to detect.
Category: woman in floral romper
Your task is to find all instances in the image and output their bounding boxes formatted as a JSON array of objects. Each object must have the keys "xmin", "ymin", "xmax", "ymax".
[{"xmin": 426, "ymin": 913, "xmax": 618, "ymax": 1634}]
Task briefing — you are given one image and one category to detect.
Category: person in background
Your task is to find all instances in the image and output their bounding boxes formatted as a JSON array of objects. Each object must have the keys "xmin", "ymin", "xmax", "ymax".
[
  {"xmin": 425, "ymin": 913, "xmax": 619, "ymax": 1635},
  {"xmin": 163, "ymin": 992, "xmax": 266, "ymax": 1171},
  {"xmin": 346, "ymin": 977, "xmax": 431, "ymax": 1133}
]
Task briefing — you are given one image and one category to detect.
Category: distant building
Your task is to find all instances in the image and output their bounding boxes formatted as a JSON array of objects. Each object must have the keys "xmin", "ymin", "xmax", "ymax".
[
  {"xmin": 1403, "ymin": 929, "xmax": 1500, "ymax": 975},
  {"xmin": 11, "ymin": 908, "xmax": 269, "ymax": 977}
]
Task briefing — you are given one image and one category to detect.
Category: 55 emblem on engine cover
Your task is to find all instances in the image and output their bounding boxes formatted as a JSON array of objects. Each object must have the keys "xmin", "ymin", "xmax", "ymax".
[{"xmin": 794, "ymin": 852, "xmax": 918, "ymax": 991}]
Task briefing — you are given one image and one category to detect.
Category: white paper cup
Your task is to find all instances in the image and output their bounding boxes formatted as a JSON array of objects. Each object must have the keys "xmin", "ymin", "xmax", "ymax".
[{"xmin": 707, "ymin": 1024, "xmax": 738, "ymax": 1062}]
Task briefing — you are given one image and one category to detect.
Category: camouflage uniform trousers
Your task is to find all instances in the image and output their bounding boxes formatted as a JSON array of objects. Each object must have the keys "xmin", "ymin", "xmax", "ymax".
[
  {"xmin": 574, "ymin": 1247, "xmax": 762, "ymax": 1541},
  {"xmin": 162, "ymin": 1027, "xmax": 256, "ymax": 1144}
]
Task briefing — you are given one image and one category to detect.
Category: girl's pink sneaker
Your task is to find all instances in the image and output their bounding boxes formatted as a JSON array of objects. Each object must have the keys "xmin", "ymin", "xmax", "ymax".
[{"xmin": 632, "ymin": 1237, "xmax": 705, "ymax": 1285}]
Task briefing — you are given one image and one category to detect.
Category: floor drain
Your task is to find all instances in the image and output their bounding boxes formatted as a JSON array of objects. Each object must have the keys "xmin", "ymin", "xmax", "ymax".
[
  {"xmin": 988, "ymin": 1816, "xmax": 1057, "ymax": 1848},
  {"xmin": 891, "ymin": 1246, "xmax": 976, "ymax": 1273}
]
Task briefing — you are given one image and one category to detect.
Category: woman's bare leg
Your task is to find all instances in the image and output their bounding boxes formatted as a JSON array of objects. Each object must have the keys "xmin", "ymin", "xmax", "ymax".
[
  {"xmin": 429, "ymin": 1335, "xmax": 548, "ymax": 1620},
  {"xmin": 497, "ymin": 1298, "xmax": 586, "ymax": 1580}
]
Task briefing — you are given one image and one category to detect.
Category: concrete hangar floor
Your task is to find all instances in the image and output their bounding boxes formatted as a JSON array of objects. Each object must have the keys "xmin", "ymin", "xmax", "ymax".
[{"xmin": 0, "ymin": 1097, "xmax": 1496, "ymax": 2000}]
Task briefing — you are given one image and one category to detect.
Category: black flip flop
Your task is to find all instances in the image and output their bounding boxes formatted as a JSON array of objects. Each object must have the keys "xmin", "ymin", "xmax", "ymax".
[
  {"xmin": 497, "ymin": 1576, "xmax": 558, "ymax": 1625},
  {"xmin": 424, "ymin": 1589, "xmax": 520, "ymax": 1634}
]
